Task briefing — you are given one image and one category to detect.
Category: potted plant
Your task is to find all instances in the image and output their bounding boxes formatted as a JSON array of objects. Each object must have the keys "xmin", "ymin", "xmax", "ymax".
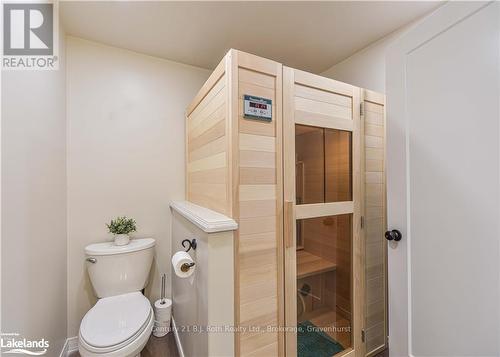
[{"xmin": 106, "ymin": 216, "xmax": 137, "ymax": 246}]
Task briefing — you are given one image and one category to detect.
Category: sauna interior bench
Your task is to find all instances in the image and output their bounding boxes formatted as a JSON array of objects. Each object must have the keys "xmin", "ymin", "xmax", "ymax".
[{"xmin": 296, "ymin": 250, "xmax": 337, "ymax": 279}]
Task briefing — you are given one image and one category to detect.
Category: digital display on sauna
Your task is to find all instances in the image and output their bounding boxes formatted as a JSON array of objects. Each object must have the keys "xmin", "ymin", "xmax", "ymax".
[{"xmin": 243, "ymin": 95, "xmax": 272, "ymax": 121}]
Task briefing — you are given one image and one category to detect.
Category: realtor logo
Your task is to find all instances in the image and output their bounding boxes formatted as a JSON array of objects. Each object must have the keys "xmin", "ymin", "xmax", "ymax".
[
  {"xmin": 2, "ymin": 1, "xmax": 58, "ymax": 70},
  {"xmin": 4, "ymin": 3, "xmax": 53, "ymax": 55}
]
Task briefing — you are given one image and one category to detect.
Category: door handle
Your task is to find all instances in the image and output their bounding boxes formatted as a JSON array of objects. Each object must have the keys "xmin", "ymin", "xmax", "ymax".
[
  {"xmin": 284, "ymin": 201, "xmax": 294, "ymax": 248},
  {"xmin": 385, "ymin": 229, "xmax": 402, "ymax": 242}
]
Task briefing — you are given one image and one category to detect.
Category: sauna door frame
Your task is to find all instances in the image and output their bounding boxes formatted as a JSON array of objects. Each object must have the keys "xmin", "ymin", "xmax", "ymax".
[
  {"xmin": 283, "ymin": 67, "xmax": 363, "ymax": 357},
  {"xmin": 361, "ymin": 89, "xmax": 388, "ymax": 357}
]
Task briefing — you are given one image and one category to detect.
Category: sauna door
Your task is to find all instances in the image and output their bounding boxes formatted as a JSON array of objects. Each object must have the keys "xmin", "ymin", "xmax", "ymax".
[{"xmin": 283, "ymin": 67, "xmax": 362, "ymax": 357}]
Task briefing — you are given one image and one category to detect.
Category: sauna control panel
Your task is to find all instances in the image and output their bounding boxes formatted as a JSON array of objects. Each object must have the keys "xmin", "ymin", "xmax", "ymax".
[{"xmin": 243, "ymin": 95, "xmax": 272, "ymax": 122}]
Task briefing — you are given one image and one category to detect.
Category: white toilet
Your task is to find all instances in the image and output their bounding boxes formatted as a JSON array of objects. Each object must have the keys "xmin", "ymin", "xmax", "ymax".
[{"xmin": 79, "ymin": 238, "xmax": 156, "ymax": 357}]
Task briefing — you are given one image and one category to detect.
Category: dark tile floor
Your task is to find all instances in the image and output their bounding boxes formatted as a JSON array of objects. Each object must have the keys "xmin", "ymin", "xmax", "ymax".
[
  {"xmin": 71, "ymin": 333, "xmax": 387, "ymax": 357},
  {"xmin": 69, "ymin": 332, "xmax": 179, "ymax": 357},
  {"xmin": 374, "ymin": 348, "xmax": 389, "ymax": 357}
]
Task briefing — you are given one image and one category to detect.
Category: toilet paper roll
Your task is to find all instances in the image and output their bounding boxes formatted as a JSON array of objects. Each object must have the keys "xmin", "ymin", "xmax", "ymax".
[
  {"xmin": 153, "ymin": 298, "xmax": 172, "ymax": 337},
  {"xmin": 171, "ymin": 251, "xmax": 196, "ymax": 278}
]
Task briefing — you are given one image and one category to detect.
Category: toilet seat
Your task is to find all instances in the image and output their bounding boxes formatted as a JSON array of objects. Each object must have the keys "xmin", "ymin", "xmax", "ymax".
[{"xmin": 79, "ymin": 292, "xmax": 153, "ymax": 354}]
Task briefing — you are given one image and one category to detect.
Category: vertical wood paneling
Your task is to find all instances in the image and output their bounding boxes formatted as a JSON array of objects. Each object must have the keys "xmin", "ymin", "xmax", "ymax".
[
  {"xmin": 362, "ymin": 91, "xmax": 387, "ymax": 356},
  {"xmin": 186, "ymin": 73, "xmax": 230, "ymax": 215},
  {"xmin": 235, "ymin": 54, "xmax": 283, "ymax": 357}
]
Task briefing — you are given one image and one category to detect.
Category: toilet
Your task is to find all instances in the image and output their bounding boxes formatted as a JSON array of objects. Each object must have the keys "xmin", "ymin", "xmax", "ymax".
[{"xmin": 79, "ymin": 238, "xmax": 156, "ymax": 357}]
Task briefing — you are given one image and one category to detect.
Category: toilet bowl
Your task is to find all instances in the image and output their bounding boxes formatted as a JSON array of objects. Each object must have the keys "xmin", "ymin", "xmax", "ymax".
[
  {"xmin": 79, "ymin": 292, "xmax": 154, "ymax": 357},
  {"xmin": 79, "ymin": 238, "xmax": 155, "ymax": 357}
]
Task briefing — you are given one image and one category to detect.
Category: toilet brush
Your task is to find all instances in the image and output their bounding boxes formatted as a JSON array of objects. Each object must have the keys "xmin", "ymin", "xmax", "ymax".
[{"xmin": 160, "ymin": 273, "xmax": 166, "ymax": 304}]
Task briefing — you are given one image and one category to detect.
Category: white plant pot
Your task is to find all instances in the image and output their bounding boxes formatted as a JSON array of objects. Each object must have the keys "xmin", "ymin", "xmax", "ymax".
[{"xmin": 114, "ymin": 234, "xmax": 130, "ymax": 246}]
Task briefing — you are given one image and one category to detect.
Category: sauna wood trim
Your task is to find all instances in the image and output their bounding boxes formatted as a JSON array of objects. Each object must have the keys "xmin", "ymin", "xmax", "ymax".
[
  {"xmin": 352, "ymin": 87, "xmax": 362, "ymax": 357},
  {"xmin": 295, "ymin": 201, "xmax": 354, "ymax": 220},
  {"xmin": 295, "ymin": 111, "xmax": 354, "ymax": 132},
  {"xmin": 225, "ymin": 49, "xmax": 240, "ymax": 355},
  {"xmin": 362, "ymin": 89, "xmax": 384, "ymax": 105},
  {"xmin": 283, "ymin": 66, "xmax": 297, "ymax": 356},
  {"xmin": 293, "ymin": 68, "xmax": 355, "ymax": 98},
  {"xmin": 335, "ymin": 348, "xmax": 355, "ymax": 357},
  {"xmin": 361, "ymin": 89, "xmax": 387, "ymax": 357},
  {"xmin": 283, "ymin": 66, "xmax": 363, "ymax": 357}
]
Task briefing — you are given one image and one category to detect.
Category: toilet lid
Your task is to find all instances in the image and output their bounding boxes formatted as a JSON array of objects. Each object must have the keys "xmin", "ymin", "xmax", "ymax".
[{"xmin": 80, "ymin": 292, "xmax": 151, "ymax": 348}]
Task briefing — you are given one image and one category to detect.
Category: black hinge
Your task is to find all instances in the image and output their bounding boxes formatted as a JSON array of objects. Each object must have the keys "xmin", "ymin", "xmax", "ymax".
[
  {"xmin": 360, "ymin": 102, "xmax": 365, "ymax": 116},
  {"xmin": 360, "ymin": 216, "xmax": 364, "ymax": 229},
  {"xmin": 361, "ymin": 329, "xmax": 366, "ymax": 343}
]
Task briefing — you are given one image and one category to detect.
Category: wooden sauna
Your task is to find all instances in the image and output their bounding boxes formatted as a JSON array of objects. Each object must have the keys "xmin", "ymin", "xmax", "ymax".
[{"xmin": 185, "ymin": 49, "xmax": 387, "ymax": 357}]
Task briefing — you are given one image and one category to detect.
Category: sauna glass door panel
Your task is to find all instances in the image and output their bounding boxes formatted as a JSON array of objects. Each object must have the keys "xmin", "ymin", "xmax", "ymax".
[
  {"xmin": 296, "ymin": 214, "xmax": 353, "ymax": 355},
  {"xmin": 294, "ymin": 126, "xmax": 354, "ymax": 357},
  {"xmin": 295, "ymin": 125, "xmax": 325, "ymax": 204},
  {"xmin": 284, "ymin": 67, "xmax": 360, "ymax": 357},
  {"xmin": 295, "ymin": 126, "xmax": 352, "ymax": 204},
  {"xmin": 325, "ymin": 129, "xmax": 352, "ymax": 202}
]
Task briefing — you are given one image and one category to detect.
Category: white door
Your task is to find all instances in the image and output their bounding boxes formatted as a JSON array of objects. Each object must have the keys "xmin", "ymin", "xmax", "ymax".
[{"xmin": 386, "ymin": 2, "xmax": 500, "ymax": 356}]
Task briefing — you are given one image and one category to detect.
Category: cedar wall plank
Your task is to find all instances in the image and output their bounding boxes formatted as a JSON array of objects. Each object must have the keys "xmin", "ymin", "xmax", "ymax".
[{"xmin": 186, "ymin": 74, "xmax": 230, "ymax": 215}]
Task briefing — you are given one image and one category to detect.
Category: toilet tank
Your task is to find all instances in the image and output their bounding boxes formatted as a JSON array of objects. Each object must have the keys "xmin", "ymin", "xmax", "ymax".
[{"xmin": 85, "ymin": 238, "xmax": 155, "ymax": 298}]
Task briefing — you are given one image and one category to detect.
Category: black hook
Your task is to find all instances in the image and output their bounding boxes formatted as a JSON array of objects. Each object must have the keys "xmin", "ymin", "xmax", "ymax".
[{"xmin": 181, "ymin": 238, "xmax": 197, "ymax": 252}]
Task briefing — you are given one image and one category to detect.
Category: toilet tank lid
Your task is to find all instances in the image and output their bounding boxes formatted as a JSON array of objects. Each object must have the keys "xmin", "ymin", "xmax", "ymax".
[{"xmin": 85, "ymin": 238, "xmax": 155, "ymax": 256}]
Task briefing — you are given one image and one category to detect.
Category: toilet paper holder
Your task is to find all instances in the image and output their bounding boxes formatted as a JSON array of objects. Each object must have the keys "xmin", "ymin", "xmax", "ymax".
[
  {"xmin": 180, "ymin": 262, "xmax": 195, "ymax": 272},
  {"xmin": 181, "ymin": 238, "xmax": 197, "ymax": 252},
  {"xmin": 179, "ymin": 239, "xmax": 196, "ymax": 273}
]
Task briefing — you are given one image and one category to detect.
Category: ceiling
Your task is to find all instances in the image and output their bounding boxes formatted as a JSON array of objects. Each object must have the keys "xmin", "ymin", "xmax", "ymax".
[{"xmin": 60, "ymin": 1, "xmax": 440, "ymax": 73}]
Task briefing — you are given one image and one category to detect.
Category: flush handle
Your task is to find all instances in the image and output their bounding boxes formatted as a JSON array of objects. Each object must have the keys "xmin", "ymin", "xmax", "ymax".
[{"xmin": 86, "ymin": 257, "xmax": 97, "ymax": 264}]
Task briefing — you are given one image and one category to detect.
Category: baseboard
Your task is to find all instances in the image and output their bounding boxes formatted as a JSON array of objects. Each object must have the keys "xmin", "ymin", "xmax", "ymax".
[
  {"xmin": 171, "ymin": 317, "xmax": 185, "ymax": 357},
  {"xmin": 60, "ymin": 336, "xmax": 78, "ymax": 356},
  {"xmin": 59, "ymin": 338, "xmax": 69, "ymax": 357}
]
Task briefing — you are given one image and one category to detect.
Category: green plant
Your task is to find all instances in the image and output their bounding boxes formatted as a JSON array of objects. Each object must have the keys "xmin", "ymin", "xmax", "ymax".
[{"xmin": 106, "ymin": 216, "xmax": 137, "ymax": 235}]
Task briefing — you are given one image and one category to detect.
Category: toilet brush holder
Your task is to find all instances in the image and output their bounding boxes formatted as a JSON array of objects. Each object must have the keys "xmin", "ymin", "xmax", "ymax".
[{"xmin": 153, "ymin": 274, "xmax": 172, "ymax": 337}]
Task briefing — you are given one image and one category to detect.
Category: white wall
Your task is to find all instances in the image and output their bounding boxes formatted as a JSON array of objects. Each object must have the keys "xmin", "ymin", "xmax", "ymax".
[
  {"xmin": 171, "ymin": 208, "xmax": 234, "ymax": 357},
  {"xmin": 66, "ymin": 37, "xmax": 210, "ymax": 336},
  {"xmin": 321, "ymin": 25, "xmax": 410, "ymax": 93},
  {"xmin": 1, "ymin": 29, "xmax": 67, "ymax": 355}
]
